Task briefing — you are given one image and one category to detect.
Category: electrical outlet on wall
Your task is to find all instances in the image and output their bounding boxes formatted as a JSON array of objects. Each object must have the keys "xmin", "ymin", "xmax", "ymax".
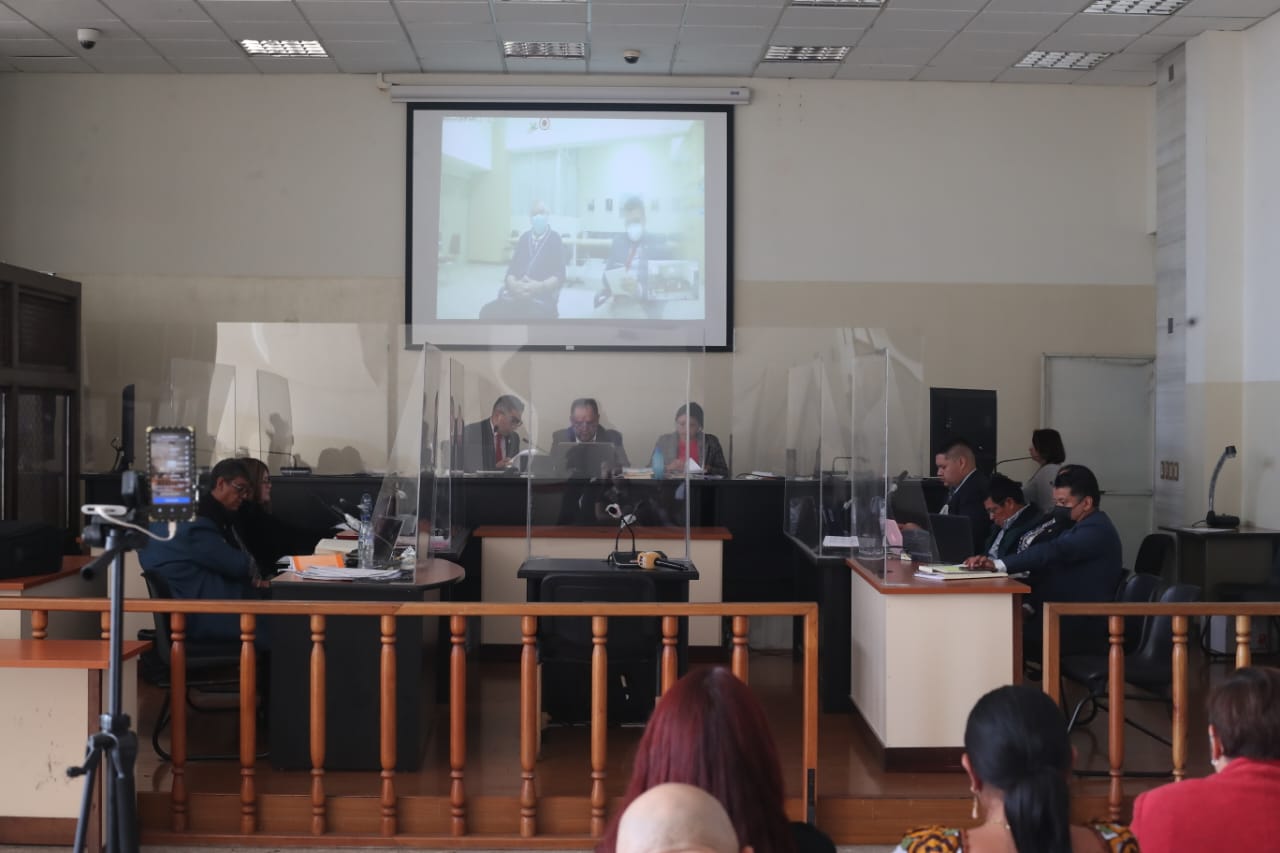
[{"xmin": 1159, "ymin": 461, "xmax": 1180, "ymax": 481}]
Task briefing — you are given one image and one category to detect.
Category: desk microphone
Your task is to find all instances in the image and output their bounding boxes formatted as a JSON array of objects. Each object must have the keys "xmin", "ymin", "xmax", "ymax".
[
  {"xmin": 995, "ymin": 456, "xmax": 1033, "ymax": 469},
  {"xmin": 637, "ymin": 551, "xmax": 685, "ymax": 571},
  {"xmin": 1206, "ymin": 445, "xmax": 1240, "ymax": 529}
]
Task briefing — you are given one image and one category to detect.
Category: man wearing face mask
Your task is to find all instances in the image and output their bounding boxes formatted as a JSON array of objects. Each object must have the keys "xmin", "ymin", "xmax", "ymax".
[
  {"xmin": 596, "ymin": 196, "xmax": 662, "ymax": 308},
  {"xmin": 966, "ymin": 465, "xmax": 1122, "ymax": 661},
  {"xmin": 480, "ymin": 200, "xmax": 566, "ymax": 320}
]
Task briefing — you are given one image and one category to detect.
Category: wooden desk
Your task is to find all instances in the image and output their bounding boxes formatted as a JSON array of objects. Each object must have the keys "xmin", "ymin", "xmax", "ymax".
[
  {"xmin": 845, "ymin": 557, "xmax": 1029, "ymax": 771},
  {"xmin": 0, "ymin": 556, "xmax": 105, "ymax": 640},
  {"xmin": 1159, "ymin": 525, "xmax": 1280, "ymax": 598},
  {"xmin": 269, "ymin": 558, "xmax": 464, "ymax": 771},
  {"xmin": 476, "ymin": 525, "xmax": 729, "ymax": 647}
]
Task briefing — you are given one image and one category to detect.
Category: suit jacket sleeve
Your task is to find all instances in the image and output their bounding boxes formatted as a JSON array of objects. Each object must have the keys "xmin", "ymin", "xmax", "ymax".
[
  {"xmin": 1002, "ymin": 516, "xmax": 1108, "ymax": 576},
  {"xmin": 460, "ymin": 420, "xmax": 492, "ymax": 471},
  {"xmin": 183, "ymin": 518, "xmax": 253, "ymax": 581},
  {"xmin": 610, "ymin": 429, "xmax": 630, "ymax": 468},
  {"xmin": 703, "ymin": 434, "xmax": 729, "ymax": 477}
]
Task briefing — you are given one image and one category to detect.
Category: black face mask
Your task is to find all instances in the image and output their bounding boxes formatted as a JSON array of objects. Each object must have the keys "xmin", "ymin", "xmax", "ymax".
[{"xmin": 1052, "ymin": 505, "xmax": 1077, "ymax": 529}]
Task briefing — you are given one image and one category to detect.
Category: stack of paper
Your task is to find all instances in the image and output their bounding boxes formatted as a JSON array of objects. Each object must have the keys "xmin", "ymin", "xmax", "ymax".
[{"xmin": 289, "ymin": 565, "xmax": 405, "ymax": 581}]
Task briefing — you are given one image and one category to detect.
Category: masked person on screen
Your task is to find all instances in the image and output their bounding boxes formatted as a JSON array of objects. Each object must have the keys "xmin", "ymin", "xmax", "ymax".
[
  {"xmin": 479, "ymin": 200, "xmax": 566, "ymax": 321},
  {"xmin": 596, "ymin": 196, "xmax": 663, "ymax": 308}
]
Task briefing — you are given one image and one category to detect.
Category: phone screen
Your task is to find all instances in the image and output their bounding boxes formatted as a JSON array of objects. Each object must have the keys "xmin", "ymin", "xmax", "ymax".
[{"xmin": 147, "ymin": 427, "xmax": 195, "ymax": 521}]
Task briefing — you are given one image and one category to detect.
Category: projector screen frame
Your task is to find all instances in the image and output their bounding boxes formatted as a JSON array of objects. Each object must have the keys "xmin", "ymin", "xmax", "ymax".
[{"xmin": 403, "ymin": 101, "xmax": 735, "ymax": 353}]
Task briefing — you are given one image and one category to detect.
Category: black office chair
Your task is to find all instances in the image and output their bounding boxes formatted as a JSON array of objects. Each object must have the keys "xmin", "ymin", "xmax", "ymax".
[
  {"xmin": 1061, "ymin": 583, "xmax": 1202, "ymax": 748},
  {"xmin": 1133, "ymin": 532, "xmax": 1176, "ymax": 577},
  {"xmin": 142, "ymin": 571, "xmax": 243, "ymax": 761},
  {"xmin": 538, "ymin": 572, "xmax": 660, "ymax": 727}
]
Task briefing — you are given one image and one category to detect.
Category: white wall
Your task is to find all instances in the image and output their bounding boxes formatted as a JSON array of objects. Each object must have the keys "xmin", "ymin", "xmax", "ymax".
[{"xmin": 0, "ymin": 73, "xmax": 1156, "ymax": 477}]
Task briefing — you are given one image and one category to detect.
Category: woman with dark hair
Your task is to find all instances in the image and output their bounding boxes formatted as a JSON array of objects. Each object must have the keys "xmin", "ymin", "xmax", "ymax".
[
  {"xmin": 649, "ymin": 402, "xmax": 729, "ymax": 478},
  {"xmin": 1131, "ymin": 666, "xmax": 1280, "ymax": 851},
  {"xmin": 895, "ymin": 685, "xmax": 1136, "ymax": 853},
  {"xmin": 597, "ymin": 667, "xmax": 833, "ymax": 853},
  {"xmin": 1024, "ymin": 429, "xmax": 1067, "ymax": 513},
  {"xmin": 234, "ymin": 457, "xmax": 330, "ymax": 578}
]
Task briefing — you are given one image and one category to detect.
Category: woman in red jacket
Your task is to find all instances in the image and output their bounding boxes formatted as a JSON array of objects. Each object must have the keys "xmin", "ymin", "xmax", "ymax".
[{"xmin": 1131, "ymin": 666, "xmax": 1280, "ymax": 851}]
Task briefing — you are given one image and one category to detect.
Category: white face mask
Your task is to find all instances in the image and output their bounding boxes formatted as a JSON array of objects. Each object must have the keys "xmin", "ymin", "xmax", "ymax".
[{"xmin": 626, "ymin": 223, "xmax": 644, "ymax": 242}]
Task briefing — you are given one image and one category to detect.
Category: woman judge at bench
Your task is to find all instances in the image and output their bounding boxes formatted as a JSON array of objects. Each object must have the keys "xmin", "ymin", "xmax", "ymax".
[{"xmin": 650, "ymin": 402, "xmax": 728, "ymax": 478}]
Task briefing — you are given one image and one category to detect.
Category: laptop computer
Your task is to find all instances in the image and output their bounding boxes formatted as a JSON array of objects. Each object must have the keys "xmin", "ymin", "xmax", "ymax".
[
  {"xmin": 551, "ymin": 441, "xmax": 620, "ymax": 479},
  {"xmin": 928, "ymin": 513, "xmax": 974, "ymax": 564}
]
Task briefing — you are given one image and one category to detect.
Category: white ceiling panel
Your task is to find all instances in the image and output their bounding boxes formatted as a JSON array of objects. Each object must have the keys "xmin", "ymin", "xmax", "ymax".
[
  {"xmin": 1054, "ymin": 12, "xmax": 1163, "ymax": 34},
  {"xmin": 590, "ymin": 25, "xmax": 680, "ymax": 44},
  {"xmin": 147, "ymin": 38, "xmax": 244, "ymax": 57},
  {"xmin": 968, "ymin": 11, "xmax": 1072, "ymax": 31},
  {"xmin": 776, "ymin": 6, "xmax": 880, "ymax": 28},
  {"xmin": 686, "ymin": 0, "xmax": 784, "ymax": 5},
  {"xmin": 678, "ymin": 24, "xmax": 771, "ymax": 43},
  {"xmin": 587, "ymin": 42, "xmax": 674, "ymax": 71},
  {"xmin": 997, "ymin": 65, "xmax": 1086, "ymax": 81},
  {"xmin": 1036, "ymin": 31, "xmax": 1137, "ymax": 49},
  {"xmin": 103, "ymin": 0, "xmax": 207, "ymax": 19},
  {"xmin": 415, "ymin": 40, "xmax": 504, "ymax": 70},
  {"xmin": 326, "ymin": 41, "xmax": 420, "ymax": 71},
  {"xmin": 309, "ymin": 20, "xmax": 405, "ymax": 40},
  {"xmin": 74, "ymin": 37, "xmax": 161, "ymax": 56},
  {"xmin": 493, "ymin": 22, "xmax": 586, "ymax": 42},
  {"xmin": 917, "ymin": 64, "xmax": 1001, "ymax": 79},
  {"xmin": 856, "ymin": 27, "xmax": 956, "ymax": 49},
  {"xmin": 1181, "ymin": 0, "xmax": 1280, "ymax": 14},
  {"xmin": 0, "ymin": 4, "xmax": 21, "ymax": 22},
  {"xmin": 201, "ymin": 1, "xmax": 307, "ymax": 23},
  {"xmin": 848, "ymin": 44, "xmax": 937, "ymax": 63},
  {"xmin": 875, "ymin": 8, "xmax": 978, "ymax": 28},
  {"xmin": 672, "ymin": 42, "xmax": 761, "ymax": 73},
  {"xmin": 0, "ymin": 57, "xmax": 12, "ymax": 69},
  {"xmin": 298, "ymin": 1, "xmax": 401, "ymax": 23},
  {"xmin": 836, "ymin": 63, "xmax": 920, "ymax": 79},
  {"xmin": 931, "ymin": 43, "xmax": 1029, "ymax": 63},
  {"xmin": 754, "ymin": 60, "xmax": 839, "ymax": 77},
  {"xmin": 251, "ymin": 55, "xmax": 338, "ymax": 72},
  {"xmin": 890, "ymin": 0, "xmax": 987, "ymax": 10},
  {"xmin": 985, "ymin": 0, "xmax": 1090, "ymax": 10},
  {"xmin": 0, "ymin": 19, "xmax": 43, "ymax": 37},
  {"xmin": 1097, "ymin": 49, "xmax": 1158, "ymax": 67},
  {"xmin": 1150, "ymin": 12, "xmax": 1260, "ymax": 31},
  {"xmin": 85, "ymin": 54, "xmax": 174, "ymax": 71},
  {"xmin": 684, "ymin": 5, "xmax": 781, "ymax": 26},
  {"xmin": 1124, "ymin": 32, "xmax": 1185, "ymax": 51},
  {"xmin": 220, "ymin": 20, "xmax": 319, "ymax": 39},
  {"xmin": 946, "ymin": 29, "xmax": 1044, "ymax": 50},
  {"xmin": 4, "ymin": 0, "xmax": 116, "ymax": 22},
  {"xmin": 395, "ymin": 1, "xmax": 491, "ymax": 24},
  {"xmin": 1076, "ymin": 67, "xmax": 1157, "ymax": 83},
  {"xmin": 769, "ymin": 27, "xmax": 864, "ymax": 45},
  {"xmin": 592, "ymin": 4, "xmax": 685, "ymax": 26},
  {"xmin": 166, "ymin": 54, "xmax": 254, "ymax": 70},
  {"xmin": 0, "ymin": 37, "xmax": 72, "ymax": 56},
  {"xmin": 9, "ymin": 55, "xmax": 94, "ymax": 70},
  {"xmin": 129, "ymin": 19, "xmax": 224, "ymax": 38},
  {"xmin": 503, "ymin": 55, "xmax": 586, "ymax": 72},
  {"xmin": 493, "ymin": 2, "xmax": 588, "ymax": 24},
  {"xmin": 404, "ymin": 21, "xmax": 494, "ymax": 40}
]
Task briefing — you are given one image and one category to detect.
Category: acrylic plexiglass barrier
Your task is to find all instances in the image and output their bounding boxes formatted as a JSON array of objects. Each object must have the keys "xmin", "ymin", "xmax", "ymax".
[{"xmin": 157, "ymin": 359, "xmax": 236, "ymax": 470}]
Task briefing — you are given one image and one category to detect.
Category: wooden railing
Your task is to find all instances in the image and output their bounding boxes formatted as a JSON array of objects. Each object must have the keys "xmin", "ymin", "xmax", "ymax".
[
  {"xmin": 1041, "ymin": 601, "xmax": 1280, "ymax": 822},
  {"xmin": 4, "ymin": 597, "xmax": 819, "ymax": 847}
]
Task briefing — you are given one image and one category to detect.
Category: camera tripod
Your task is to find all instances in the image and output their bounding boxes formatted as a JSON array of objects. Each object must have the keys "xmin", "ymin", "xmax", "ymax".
[{"xmin": 70, "ymin": 520, "xmax": 149, "ymax": 853}]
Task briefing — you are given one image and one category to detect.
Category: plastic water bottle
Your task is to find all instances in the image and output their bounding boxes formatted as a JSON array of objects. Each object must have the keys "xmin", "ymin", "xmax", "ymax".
[
  {"xmin": 357, "ymin": 492, "xmax": 374, "ymax": 568},
  {"xmin": 651, "ymin": 447, "xmax": 664, "ymax": 480}
]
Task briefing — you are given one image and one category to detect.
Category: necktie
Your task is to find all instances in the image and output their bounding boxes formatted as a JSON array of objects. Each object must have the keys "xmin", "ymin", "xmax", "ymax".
[{"xmin": 494, "ymin": 431, "xmax": 505, "ymax": 466}]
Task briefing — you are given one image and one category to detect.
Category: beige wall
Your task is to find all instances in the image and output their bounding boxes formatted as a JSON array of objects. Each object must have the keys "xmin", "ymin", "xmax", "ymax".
[{"xmin": 0, "ymin": 73, "xmax": 1156, "ymax": 475}]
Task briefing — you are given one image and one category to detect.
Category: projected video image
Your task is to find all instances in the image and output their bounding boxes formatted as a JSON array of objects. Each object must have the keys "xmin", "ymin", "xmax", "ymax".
[{"xmin": 435, "ymin": 116, "xmax": 707, "ymax": 322}]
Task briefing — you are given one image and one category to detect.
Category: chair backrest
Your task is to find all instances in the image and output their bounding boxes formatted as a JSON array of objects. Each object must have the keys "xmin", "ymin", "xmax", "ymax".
[
  {"xmin": 1117, "ymin": 572, "xmax": 1164, "ymax": 652},
  {"xmin": 1133, "ymin": 533, "xmax": 1175, "ymax": 576},
  {"xmin": 540, "ymin": 572, "xmax": 659, "ymax": 661},
  {"xmin": 1131, "ymin": 583, "xmax": 1202, "ymax": 667},
  {"xmin": 141, "ymin": 570, "xmax": 175, "ymax": 664}
]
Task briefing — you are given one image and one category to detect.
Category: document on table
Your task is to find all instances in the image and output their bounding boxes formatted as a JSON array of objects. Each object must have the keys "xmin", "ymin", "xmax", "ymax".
[{"xmin": 287, "ymin": 566, "xmax": 405, "ymax": 581}]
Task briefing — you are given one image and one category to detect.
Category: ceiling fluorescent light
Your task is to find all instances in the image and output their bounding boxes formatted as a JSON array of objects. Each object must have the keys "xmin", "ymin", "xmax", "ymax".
[
  {"xmin": 1086, "ymin": 0, "xmax": 1189, "ymax": 13},
  {"xmin": 1015, "ymin": 50, "xmax": 1110, "ymax": 69},
  {"xmin": 503, "ymin": 41, "xmax": 586, "ymax": 58},
  {"xmin": 240, "ymin": 39, "xmax": 327, "ymax": 57},
  {"xmin": 763, "ymin": 45, "xmax": 851, "ymax": 61},
  {"xmin": 791, "ymin": 0, "xmax": 883, "ymax": 5},
  {"xmin": 387, "ymin": 85, "xmax": 752, "ymax": 104}
]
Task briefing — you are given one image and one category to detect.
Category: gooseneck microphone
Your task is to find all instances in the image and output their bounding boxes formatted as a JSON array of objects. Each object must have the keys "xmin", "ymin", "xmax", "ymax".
[
  {"xmin": 995, "ymin": 456, "xmax": 1033, "ymax": 469},
  {"xmin": 1206, "ymin": 445, "xmax": 1240, "ymax": 529}
]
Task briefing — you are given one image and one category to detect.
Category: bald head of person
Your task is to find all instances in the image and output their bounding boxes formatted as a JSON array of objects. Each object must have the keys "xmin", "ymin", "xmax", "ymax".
[{"xmin": 617, "ymin": 783, "xmax": 751, "ymax": 853}]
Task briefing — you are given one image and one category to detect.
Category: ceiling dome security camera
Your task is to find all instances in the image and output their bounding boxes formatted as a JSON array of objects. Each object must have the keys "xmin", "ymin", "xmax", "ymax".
[
  {"xmin": 77, "ymin": 28, "xmax": 101, "ymax": 49},
  {"xmin": 623, "ymin": 49, "xmax": 641, "ymax": 65}
]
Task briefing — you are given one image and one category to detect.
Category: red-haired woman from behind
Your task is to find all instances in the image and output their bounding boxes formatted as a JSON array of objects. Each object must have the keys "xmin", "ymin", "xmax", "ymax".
[{"xmin": 597, "ymin": 666, "xmax": 835, "ymax": 853}]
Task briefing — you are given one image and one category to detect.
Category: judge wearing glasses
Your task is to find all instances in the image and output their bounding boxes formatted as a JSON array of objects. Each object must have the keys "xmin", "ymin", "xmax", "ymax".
[
  {"xmin": 461, "ymin": 395, "xmax": 525, "ymax": 472},
  {"xmin": 559, "ymin": 397, "xmax": 630, "ymax": 467},
  {"xmin": 138, "ymin": 457, "xmax": 269, "ymax": 645}
]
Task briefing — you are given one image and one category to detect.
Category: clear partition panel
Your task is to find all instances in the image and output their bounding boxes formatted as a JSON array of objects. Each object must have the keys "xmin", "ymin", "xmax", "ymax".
[
  {"xmin": 850, "ymin": 342, "xmax": 889, "ymax": 574},
  {"xmin": 256, "ymin": 369, "xmax": 295, "ymax": 472},
  {"xmin": 160, "ymin": 358, "xmax": 236, "ymax": 470},
  {"xmin": 371, "ymin": 340, "xmax": 434, "ymax": 570},
  {"xmin": 783, "ymin": 361, "xmax": 823, "ymax": 552}
]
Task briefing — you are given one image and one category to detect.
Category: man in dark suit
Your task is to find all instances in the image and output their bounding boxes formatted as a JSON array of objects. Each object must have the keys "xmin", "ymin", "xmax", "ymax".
[
  {"xmin": 461, "ymin": 395, "xmax": 524, "ymax": 472},
  {"xmin": 559, "ymin": 397, "xmax": 630, "ymax": 468},
  {"xmin": 969, "ymin": 464, "xmax": 1124, "ymax": 660},
  {"xmin": 979, "ymin": 473, "xmax": 1044, "ymax": 560},
  {"xmin": 936, "ymin": 438, "xmax": 991, "ymax": 553}
]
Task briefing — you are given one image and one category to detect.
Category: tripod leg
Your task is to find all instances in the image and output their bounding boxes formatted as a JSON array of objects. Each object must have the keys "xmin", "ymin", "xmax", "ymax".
[
  {"xmin": 108, "ymin": 728, "xmax": 141, "ymax": 853},
  {"xmin": 71, "ymin": 742, "xmax": 104, "ymax": 853}
]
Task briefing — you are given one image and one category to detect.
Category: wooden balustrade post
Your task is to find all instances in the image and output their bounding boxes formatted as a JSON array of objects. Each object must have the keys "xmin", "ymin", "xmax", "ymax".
[
  {"xmin": 31, "ymin": 610, "xmax": 47, "ymax": 640},
  {"xmin": 731, "ymin": 616, "xmax": 749, "ymax": 683},
  {"xmin": 1106, "ymin": 615, "xmax": 1125, "ymax": 823},
  {"xmin": 1043, "ymin": 608, "xmax": 1061, "ymax": 706},
  {"xmin": 519, "ymin": 615, "xmax": 538, "ymax": 838},
  {"xmin": 170, "ymin": 612, "xmax": 188, "ymax": 832},
  {"xmin": 660, "ymin": 616, "xmax": 678, "ymax": 696},
  {"xmin": 803, "ymin": 606, "xmax": 819, "ymax": 824},
  {"xmin": 310, "ymin": 615, "xmax": 327, "ymax": 835},
  {"xmin": 1236, "ymin": 615, "xmax": 1253, "ymax": 669},
  {"xmin": 100, "ymin": 611, "xmax": 110, "ymax": 641},
  {"xmin": 590, "ymin": 616, "xmax": 608, "ymax": 838},
  {"xmin": 450, "ymin": 615, "xmax": 467, "ymax": 837},
  {"xmin": 379, "ymin": 614, "xmax": 398, "ymax": 837},
  {"xmin": 1171, "ymin": 615, "xmax": 1188, "ymax": 783},
  {"xmin": 240, "ymin": 614, "xmax": 258, "ymax": 835}
]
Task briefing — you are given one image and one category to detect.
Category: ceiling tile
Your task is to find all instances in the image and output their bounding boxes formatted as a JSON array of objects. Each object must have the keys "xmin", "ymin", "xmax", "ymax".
[
  {"xmin": 0, "ymin": 19, "xmax": 44, "ymax": 37},
  {"xmin": 3, "ymin": 0, "xmax": 116, "ymax": 23},
  {"xmin": 0, "ymin": 5, "xmax": 19, "ymax": 22},
  {"xmin": 503, "ymin": 55, "xmax": 586, "ymax": 72},
  {"xmin": 967, "ymin": 11, "xmax": 1072, "ymax": 31},
  {"xmin": 494, "ymin": 21, "xmax": 586, "ymax": 40},
  {"xmin": 395, "ymin": 1, "xmax": 492, "ymax": 24},
  {"xmin": 298, "ymin": 1, "xmax": 401, "ymax": 23},
  {"xmin": 251, "ymin": 55, "xmax": 338, "ymax": 72},
  {"xmin": 220, "ymin": 20, "xmax": 319, "ymax": 39},
  {"xmin": 835, "ymin": 63, "xmax": 920, "ymax": 79},
  {"xmin": 84, "ymin": 54, "xmax": 174, "ymax": 71},
  {"xmin": 1180, "ymin": 0, "xmax": 1280, "ymax": 14},
  {"xmin": 874, "ymin": 8, "xmax": 977, "ymax": 28},
  {"xmin": 1076, "ymin": 68, "xmax": 1156, "ymax": 83},
  {"xmin": 684, "ymin": 5, "xmax": 781, "ymax": 26},
  {"xmin": 916, "ymin": 65, "xmax": 1001, "ymax": 80},
  {"xmin": 405, "ymin": 21, "xmax": 494, "ymax": 40},
  {"xmin": 997, "ymin": 66, "xmax": 1086, "ymax": 81},
  {"xmin": 590, "ymin": 25, "xmax": 681, "ymax": 44},
  {"xmin": 848, "ymin": 44, "xmax": 936, "ymax": 63},
  {"xmin": 678, "ymin": 24, "xmax": 770, "ymax": 44},
  {"xmin": 768, "ymin": 26, "xmax": 864, "ymax": 45},
  {"xmin": 686, "ymin": 0, "xmax": 784, "ymax": 5},
  {"xmin": 200, "ymin": 1, "xmax": 307, "ymax": 24},
  {"xmin": 754, "ymin": 60, "xmax": 839, "ymax": 77},
  {"xmin": 672, "ymin": 42, "xmax": 761, "ymax": 73},
  {"xmin": 1036, "ymin": 31, "xmax": 1136, "ymax": 49},
  {"xmin": 1054, "ymin": 12, "xmax": 1162, "ymax": 34},
  {"xmin": 776, "ymin": 6, "xmax": 880, "ymax": 28},
  {"xmin": 1123, "ymin": 32, "xmax": 1184, "ymax": 51},
  {"xmin": 74, "ymin": 37, "xmax": 161, "ymax": 57},
  {"xmin": 415, "ymin": 39, "xmax": 503, "ymax": 69},
  {"xmin": 889, "ymin": 0, "xmax": 986, "ymax": 10},
  {"xmin": 493, "ymin": 2, "xmax": 588, "ymax": 24},
  {"xmin": 325, "ymin": 40, "xmax": 420, "ymax": 71},
  {"xmin": 309, "ymin": 20, "xmax": 405, "ymax": 40},
  {"xmin": 587, "ymin": 42, "xmax": 674, "ymax": 71},
  {"xmin": 0, "ymin": 37, "xmax": 72, "ymax": 56},
  {"xmin": 593, "ymin": 0, "xmax": 683, "ymax": 5},
  {"xmin": 947, "ymin": 29, "xmax": 1044, "ymax": 50},
  {"xmin": 591, "ymin": 4, "xmax": 686, "ymax": 26},
  {"xmin": 855, "ymin": 26, "xmax": 956, "ymax": 49},
  {"xmin": 104, "ymin": 0, "xmax": 207, "ymax": 19},
  {"xmin": 1096, "ymin": 49, "xmax": 1158, "ymax": 67},
  {"xmin": 931, "ymin": 44, "xmax": 1027, "ymax": 63},
  {"xmin": 129, "ymin": 19, "xmax": 224, "ymax": 39},
  {"xmin": 0, "ymin": 58, "xmax": 13, "ymax": 70},
  {"xmin": 9, "ymin": 55, "xmax": 94, "ymax": 70},
  {"xmin": 166, "ymin": 54, "xmax": 255, "ymax": 70},
  {"xmin": 148, "ymin": 38, "xmax": 243, "ymax": 57},
  {"xmin": 983, "ymin": 0, "xmax": 1090, "ymax": 10},
  {"xmin": 1150, "ymin": 13, "xmax": 1259, "ymax": 33}
]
